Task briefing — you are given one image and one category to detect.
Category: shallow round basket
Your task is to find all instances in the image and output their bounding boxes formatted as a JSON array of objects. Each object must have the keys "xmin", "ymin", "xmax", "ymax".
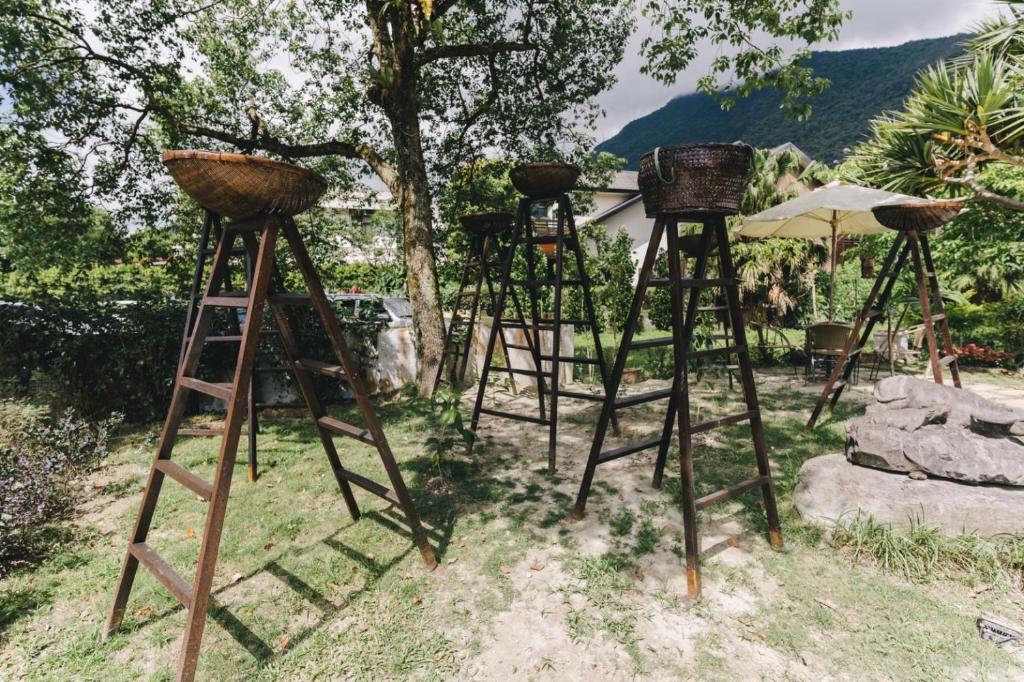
[
  {"xmin": 677, "ymin": 233, "xmax": 719, "ymax": 258},
  {"xmin": 638, "ymin": 143, "xmax": 753, "ymax": 218},
  {"xmin": 871, "ymin": 200, "xmax": 964, "ymax": 232},
  {"xmin": 162, "ymin": 150, "xmax": 327, "ymax": 219},
  {"xmin": 509, "ymin": 162, "xmax": 580, "ymax": 199},
  {"xmin": 458, "ymin": 211, "xmax": 515, "ymax": 236}
]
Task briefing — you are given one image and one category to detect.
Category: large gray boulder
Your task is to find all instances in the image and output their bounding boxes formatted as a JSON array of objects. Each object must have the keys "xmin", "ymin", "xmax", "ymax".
[
  {"xmin": 845, "ymin": 376, "xmax": 1024, "ymax": 486},
  {"xmin": 795, "ymin": 454, "xmax": 1024, "ymax": 536}
]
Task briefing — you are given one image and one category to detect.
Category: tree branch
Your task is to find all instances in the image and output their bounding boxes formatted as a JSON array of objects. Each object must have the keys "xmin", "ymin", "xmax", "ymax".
[
  {"xmin": 945, "ymin": 172, "xmax": 1024, "ymax": 210},
  {"xmin": 417, "ymin": 41, "xmax": 535, "ymax": 66}
]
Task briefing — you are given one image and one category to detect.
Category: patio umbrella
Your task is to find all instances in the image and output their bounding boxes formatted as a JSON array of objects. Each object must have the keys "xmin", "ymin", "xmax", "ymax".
[{"xmin": 738, "ymin": 181, "xmax": 926, "ymax": 320}]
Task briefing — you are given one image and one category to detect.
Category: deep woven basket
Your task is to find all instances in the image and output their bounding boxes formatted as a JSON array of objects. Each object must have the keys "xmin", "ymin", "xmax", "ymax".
[
  {"xmin": 871, "ymin": 200, "xmax": 964, "ymax": 232},
  {"xmin": 638, "ymin": 143, "xmax": 753, "ymax": 217},
  {"xmin": 162, "ymin": 150, "xmax": 327, "ymax": 219},
  {"xmin": 509, "ymin": 162, "xmax": 580, "ymax": 198},
  {"xmin": 458, "ymin": 211, "xmax": 515, "ymax": 236}
]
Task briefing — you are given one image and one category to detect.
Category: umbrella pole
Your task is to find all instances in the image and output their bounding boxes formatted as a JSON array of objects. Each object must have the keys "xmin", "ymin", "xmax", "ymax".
[{"xmin": 828, "ymin": 219, "xmax": 837, "ymax": 321}]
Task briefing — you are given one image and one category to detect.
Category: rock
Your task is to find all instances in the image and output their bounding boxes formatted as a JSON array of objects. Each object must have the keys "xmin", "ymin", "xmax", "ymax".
[
  {"xmin": 908, "ymin": 470, "xmax": 928, "ymax": 480},
  {"xmin": 795, "ymin": 454, "xmax": 1024, "ymax": 537},
  {"xmin": 845, "ymin": 376, "xmax": 1024, "ymax": 486}
]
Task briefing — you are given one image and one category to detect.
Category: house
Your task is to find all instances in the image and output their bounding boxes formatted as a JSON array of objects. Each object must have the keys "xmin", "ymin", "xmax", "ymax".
[{"xmin": 321, "ymin": 189, "xmax": 401, "ymax": 265}]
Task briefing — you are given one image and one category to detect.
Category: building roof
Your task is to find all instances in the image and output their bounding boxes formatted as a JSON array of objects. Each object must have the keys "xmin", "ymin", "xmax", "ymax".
[
  {"xmin": 769, "ymin": 142, "xmax": 813, "ymax": 169},
  {"xmin": 584, "ymin": 193, "xmax": 644, "ymax": 224}
]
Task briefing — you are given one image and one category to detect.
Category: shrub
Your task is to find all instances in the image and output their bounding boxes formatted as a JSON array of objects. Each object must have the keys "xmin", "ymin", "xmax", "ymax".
[{"xmin": 0, "ymin": 402, "xmax": 121, "ymax": 572}]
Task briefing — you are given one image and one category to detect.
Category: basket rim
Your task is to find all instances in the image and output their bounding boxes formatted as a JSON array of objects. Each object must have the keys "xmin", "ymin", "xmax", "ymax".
[
  {"xmin": 458, "ymin": 211, "xmax": 515, "ymax": 224},
  {"xmin": 639, "ymin": 142, "xmax": 753, "ymax": 158},
  {"xmin": 161, "ymin": 149, "xmax": 327, "ymax": 189},
  {"xmin": 872, "ymin": 199, "xmax": 965, "ymax": 212},
  {"xmin": 510, "ymin": 160, "xmax": 581, "ymax": 173}
]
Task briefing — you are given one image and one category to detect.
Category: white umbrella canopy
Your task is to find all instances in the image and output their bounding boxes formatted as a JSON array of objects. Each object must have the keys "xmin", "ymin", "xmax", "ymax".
[{"xmin": 738, "ymin": 181, "xmax": 928, "ymax": 320}]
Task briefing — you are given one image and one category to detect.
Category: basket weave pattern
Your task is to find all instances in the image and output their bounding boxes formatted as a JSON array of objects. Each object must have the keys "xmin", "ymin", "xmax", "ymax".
[
  {"xmin": 638, "ymin": 144, "xmax": 753, "ymax": 217},
  {"xmin": 509, "ymin": 162, "xmax": 580, "ymax": 199},
  {"xmin": 871, "ymin": 200, "xmax": 964, "ymax": 232},
  {"xmin": 162, "ymin": 150, "xmax": 327, "ymax": 219}
]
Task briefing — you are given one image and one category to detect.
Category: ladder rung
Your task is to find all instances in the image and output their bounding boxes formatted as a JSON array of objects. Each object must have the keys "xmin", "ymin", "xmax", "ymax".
[
  {"xmin": 499, "ymin": 318, "xmax": 589, "ymax": 327},
  {"xmin": 204, "ymin": 335, "xmax": 243, "ymax": 343},
  {"xmin": 128, "ymin": 542, "xmax": 193, "ymax": 607},
  {"xmin": 696, "ymin": 305, "xmax": 728, "ymax": 313},
  {"xmin": 528, "ymin": 235, "xmax": 574, "ymax": 244},
  {"xmin": 317, "ymin": 416, "xmax": 375, "ymax": 445},
  {"xmin": 688, "ymin": 410, "xmax": 755, "ymax": 435},
  {"xmin": 180, "ymin": 377, "xmax": 233, "ymax": 401},
  {"xmin": 255, "ymin": 402, "xmax": 304, "ymax": 409},
  {"xmin": 542, "ymin": 388, "xmax": 605, "ymax": 402},
  {"xmin": 597, "ymin": 437, "xmax": 663, "ymax": 464},
  {"xmin": 488, "ymin": 365, "xmax": 548, "ymax": 377},
  {"xmin": 615, "ymin": 387, "xmax": 674, "ymax": 408},
  {"xmin": 205, "ymin": 293, "xmax": 251, "ymax": 308},
  {"xmin": 648, "ymin": 277, "xmax": 734, "ymax": 288},
  {"xmin": 155, "ymin": 460, "xmax": 213, "ymax": 501},
  {"xmin": 177, "ymin": 428, "xmax": 224, "ymax": 437},
  {"xmin": 270, "ymin": 293, "xmax": 314, "ymax": 305},
  {"xmin": 478, "ymin": 407, "xmax": 549, "ymax": 425},
  {"xmin": 689, "ymin": 345, "xmax": 745, "ymax": 360},
  {"xmin": 631, "ymin": 336, "xmax": 674, "ymax": 349},
  {"xmin": 696, "ymin": 475, "xmax": 768, "ymax": 511},
  {"xmin": 930, "ymin": 313, "xmax": 946, "ymax": 322},
  {"xmin": 511, "ymin": 279, "xmax": 582, "ymax": 288},
  {"xmin": 295, "ymin": 358, "xmax": 347, "ymax": 379},
  {"xmin": 254, "ymin": 366, "xmax": 291, "ymax": 373},
  {"xmin": 201, "ymin": 246, "xmax": 248, "ymax": 257},
  {"xmin": 334, "ymin": 467, "xmax": 399, "ymax": 505}
]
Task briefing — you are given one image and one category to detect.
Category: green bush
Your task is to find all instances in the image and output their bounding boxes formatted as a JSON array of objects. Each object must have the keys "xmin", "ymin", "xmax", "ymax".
[
  {"xmin": 0, "ymin": 263, "xmax": 180, "ymax": 303},
  {"xmin": 945, "ymin": 296, "xmax": 1024, "ymax": 354},
  {"xmin": 0, "ymin": 402, "xmax": 121, "ymax": 572}
]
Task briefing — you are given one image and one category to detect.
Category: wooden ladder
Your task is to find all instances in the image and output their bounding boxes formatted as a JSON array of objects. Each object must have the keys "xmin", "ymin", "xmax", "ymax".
[
  {"xmin": 432, "ymin": 226, "xmax": 519, "ymax": 392},
  {"xmin": 805, "ymin": 227, "xmax": 960, "ymax": 429},
  {"xmin": 572, "ymin": 215, "xmax": 784, "ymax": 600},
  {"xmin": 469, "ymin": 194, "xmax": 618, "ymax": 473},
  {"xmin": 105, "ymin": 215, "xmax": 436, "ymax": 682}
]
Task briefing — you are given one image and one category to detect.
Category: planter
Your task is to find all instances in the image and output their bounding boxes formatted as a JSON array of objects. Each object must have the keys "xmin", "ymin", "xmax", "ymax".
[
  {"xmin": 510, "ymin": 162, "xmax": 580, "ymax": 198},
  {"xmin": 637, "ymin": 143, "xmax": 753, "ymax": 218}
]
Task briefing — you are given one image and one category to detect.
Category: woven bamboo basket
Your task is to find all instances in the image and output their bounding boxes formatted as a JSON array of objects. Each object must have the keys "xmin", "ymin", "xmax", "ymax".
[
  {"xmin": 458, "ymin": 211, "xmax": 515, "ymax": 236},
  {"xmin": 638, "ymin": 143, "xmax": 753, "ymax": 218},
  {"xmin": 162, "ymin": 150, "xmax": 327, "ymax": 219},
  {"xmin": 509, "ymin": 162, "xmax": 580, "ymax": 198},
  {"xmin": 871, "ymin": 200, "xmax": 964, "ymax": 232}
]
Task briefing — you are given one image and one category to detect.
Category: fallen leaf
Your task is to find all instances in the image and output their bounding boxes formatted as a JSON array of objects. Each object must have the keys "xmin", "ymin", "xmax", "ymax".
[
  {"xmin": 280, "ymin": 635, "xmax": 290, "ymax": 650},
  {"xmin": 499, "ymin": 565, "xmax": 512, "ymax": 575},
  {"xmin": 529, "ymin": 562, "xmax": 545, "ymax": 572},
  {"xmin": 135, "ymin": 606, "xmax": 154, "ymax": 619},
  {"xmin": 726, "ymin": 538, "xmax": 740, "ymax": 549},
  {"xmin": 403, "ymin": 572, "xmax": 414, "ymax": 581},
  {"xmin": 263, "ymin": 541, "xmax": 274, "ymax": 551},
  {"xmin": 447, "ymin": 557, "xmax": 457, "ymax": 565},
  {"xmin": 185, "ymin": 527, "xmax": 195, "ymax": 539},
  {"xmin": 412, "ymin": 595, "xmax": 422, "ymax": 605},
  {"xmin": 230, "ymin": 573, "xmax": 243, "ymax": 584}
]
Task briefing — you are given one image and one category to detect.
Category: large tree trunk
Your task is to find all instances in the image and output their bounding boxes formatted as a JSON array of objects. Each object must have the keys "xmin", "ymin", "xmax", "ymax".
[{"xmin": 385, "ymin": 28, "xmax": 445, "ymax": 396}]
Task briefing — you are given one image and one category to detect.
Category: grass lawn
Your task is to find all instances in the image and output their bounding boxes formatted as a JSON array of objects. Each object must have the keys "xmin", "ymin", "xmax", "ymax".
[{"xmin": 1, "ymin": 368, "xmax": 1023, "ymax": 680}]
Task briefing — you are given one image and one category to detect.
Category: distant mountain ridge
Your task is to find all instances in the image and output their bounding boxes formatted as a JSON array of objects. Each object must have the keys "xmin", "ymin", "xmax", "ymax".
[{"xmin": 596, "ymin": 34, "xmax": 967, "ymax": 167}]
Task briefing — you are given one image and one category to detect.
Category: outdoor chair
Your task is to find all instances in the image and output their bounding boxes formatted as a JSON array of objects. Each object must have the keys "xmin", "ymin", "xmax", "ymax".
[{"xmin": 805, "ymin": 321, "xmax": 858, "ymax": 384}]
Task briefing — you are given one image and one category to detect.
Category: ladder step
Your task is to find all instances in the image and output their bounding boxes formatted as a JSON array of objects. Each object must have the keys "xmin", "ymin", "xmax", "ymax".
[
  {"xmin": 333, "ymin": 467, "xmax": 400, "ymax": 505},
  {"xmin": 205, "ymin": 293, "xmax": 251, "ymax": 307},
  {"xmin": 648, "ymin": 277, "xmax": 734, "ymax": 288},
  {"xmin": 615, "ymin": 387, "xmax": 674, "ymax": 408},
  {"xmin": 528, "ymin": 235, "xmax": 575, "ymax": 245},
  {"xmin": 488, "ymin": 365, "xmax": 549, "ymax": 377},
  {"xmin": 597, "ymin": 437, "xmax": 664, "ymax": 464},
  {"xmin": 270, "ymin": 293, "xmax": 314, "ymax": 305},
  {"xmin": 689, "ymin": 345, "xmax": 745, "ymax": 360},
  {"xmin": 128, "ymin": 542, "xmax": 193, "ymax": 607},
  {"xmin": 201, "ymin": 246, "xmax": 248, "ymax": 257},
  {"xmin": 696, "ymin": 305, "xmax": 728, "ymax": 313},
  {"xmin": 478, "ymin": 407, "xmax": 549, "ymax": 425},
  {"xmin": 511, "ymin": 279, "xmax": 583, "ymax": 288},
  {"xmin": 254, "ymin": 366, "xmax": 291, "ymax": 373},
  {"xmin": 695, "ymin": 475, "xmax": 769, "ymax": 511},
  {"xmin": 155, "ymin": 460, "xmax": 214, "ymax": 501},
  {"xmin": 180, "ymin": 377, "xmax": 233, "ymax": 401},
  {"xmin": 542, "ymin": 388, "xmax": 605, "ymax": 402},
  {"xmin": 255, "ymin": 402, "xmax": 304, "ymax": 409},
  {"xmin": 688, "ymin": 410, "xmax": 755, "ymax": 435},
  {"xmin": 630, "ymin": 336, "xmax": 674, "ymax": 349},
  {"xmin": 204, "ymin": 335, "xmax": 243, "ymax": 343},
  {"xmin": 499, "ymin": 318, "xmax": 590, "ymax": 327},
  {"xmin": 318, "ymin": 416, "xmax": 376, "ymax": 445},
  {"xmin": 295, "ymin": 358, "xmax": 347, "ymax": 380},
  {"xmin": 930, "ymin": 313, "xmax": 946, "ymax": 322}
]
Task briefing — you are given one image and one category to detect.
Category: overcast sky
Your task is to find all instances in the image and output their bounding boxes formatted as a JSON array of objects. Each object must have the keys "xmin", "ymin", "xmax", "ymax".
[{"xmin": 594, "ymin": 0, "xmax": 1005, "ymax": 142}]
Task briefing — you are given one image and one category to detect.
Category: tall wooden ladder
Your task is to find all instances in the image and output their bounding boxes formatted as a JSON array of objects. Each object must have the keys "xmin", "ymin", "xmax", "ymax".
[
  {"xmin": 105, "ymin": 215, "xmax": 436, "ymax": 682},
  {"xmin": 572, "ymin": 216, "xmax": 784, "ymax": 600},
  {"xmin": 805, "ymin": 225, "xmax": 961, "ymax": 430},
  {"xmin": 432, "ymin": 213, "xmax": 519, "ymax": 393},
  {"xmin": 177, "ymin": 210, "xmax": 297, "ymax": 481},
  {"xmin": 469, "ymin": 194, "xmax": 618, "ymax": 473}
]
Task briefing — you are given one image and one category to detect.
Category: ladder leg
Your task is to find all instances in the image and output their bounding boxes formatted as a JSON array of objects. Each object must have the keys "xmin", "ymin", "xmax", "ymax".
[
  {"xmin": 281, "ymin": 221, "xmax": 436, "ymax": 568},
  {"xmin": 480, "ymin": 236, "xmax": 520, "ymax": 394},
  {"xmin": 906, "ymin": 230, "xmax": 945, "ymax": 385},
  {"xmin": 247, "ymin": 383, "xmax": 258, "ymax": 482},
  {"xmin": 573, "ymin": 218, "xmax": 666, "ymax": 519},
  {"xmin": 457, "ymin": 237, "xmax": 488, "ymax": 386},
  {"xmin": 106, "ymin": 227, "xmax": 240, "ymax": 639},
  {"xmin": 713, "ymin": 218, "xmax": 783, "ymax": 552},
  {"xmin": 177, "ymin": 218, "xmax": 280, "ymax": 682},
  {"xmin": 522, "ymin": 203, "xmax": 549, "ymax": 421},
  {"xmin": 918, "ymin": 233, "xmax": 961, "ymax": 387},
  {"xmin": 547, "ymin": 203, "xmax": 567, "ymax": 473},
  {"xmin": 433, "ymin": 237, "xmax": 476, "ymax": 394}
]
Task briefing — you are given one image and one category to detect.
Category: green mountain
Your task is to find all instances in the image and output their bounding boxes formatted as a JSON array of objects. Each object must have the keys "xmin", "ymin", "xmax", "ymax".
[{"xmin": 596, "ymin": 34, "xmax": 967, "ymax": 167}]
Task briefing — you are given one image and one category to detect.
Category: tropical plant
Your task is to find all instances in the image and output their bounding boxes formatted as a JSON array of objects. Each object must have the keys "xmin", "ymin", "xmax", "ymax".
[{"xmin": 741, "ymin": 147, "xmax": 803, "ymax": 215}]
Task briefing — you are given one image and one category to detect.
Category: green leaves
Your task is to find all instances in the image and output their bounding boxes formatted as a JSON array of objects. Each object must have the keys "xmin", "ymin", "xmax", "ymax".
[{"xmin": 641, "ymin": 0, "xmax": 849, "ymax": 121}]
